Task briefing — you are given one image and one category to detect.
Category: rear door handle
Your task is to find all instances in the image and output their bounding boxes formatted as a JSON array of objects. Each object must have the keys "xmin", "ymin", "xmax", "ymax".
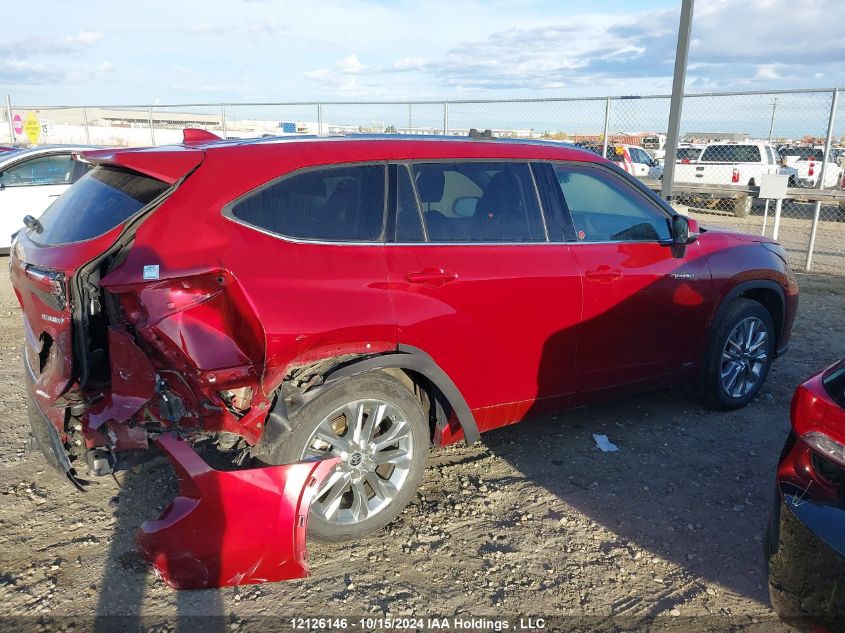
[
  {"xmin": 404, "ymin": 268, "xmax": 458, "ymax": 287},
  {"xmin": 585, "ymin": 265, "xmax": 623, "ymax": 282}
]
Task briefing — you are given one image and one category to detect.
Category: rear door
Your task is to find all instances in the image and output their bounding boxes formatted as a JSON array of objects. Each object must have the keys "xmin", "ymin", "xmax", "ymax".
[
  {"xmin": 385, "ymin": 160, "xmax": 582, "ymax": 432},
  {"xmin": 550, "ymin": 162, "xmax": 711, "ymax": 391}
]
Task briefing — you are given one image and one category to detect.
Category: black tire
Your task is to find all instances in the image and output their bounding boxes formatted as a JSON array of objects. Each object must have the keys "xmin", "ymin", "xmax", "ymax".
[
  {"xmin": 266, "ymin": 372, "xmax": 428, "ymax": 543},
  {"xmin": 697, "ymin": 298, "xmax": 775, "ymax": 409},
  {"xmin": 733, "ymin": 195, "xmax": 752, "ymax": 218}
]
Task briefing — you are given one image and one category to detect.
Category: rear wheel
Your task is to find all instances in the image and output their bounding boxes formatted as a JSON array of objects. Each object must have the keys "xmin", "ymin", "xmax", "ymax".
[
  {"xmin": 266, "ymin": 372, "xmax": 428, "ymax": 542},
  {"xmin": 697, "ymin": 298, "xmax": 775, "ymax": 409}
]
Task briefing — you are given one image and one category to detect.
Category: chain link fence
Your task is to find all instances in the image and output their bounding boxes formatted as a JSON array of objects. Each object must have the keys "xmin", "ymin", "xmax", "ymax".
[{"xmin": 3, "ymin": 89, "xmax": 844, "ymax": 274}]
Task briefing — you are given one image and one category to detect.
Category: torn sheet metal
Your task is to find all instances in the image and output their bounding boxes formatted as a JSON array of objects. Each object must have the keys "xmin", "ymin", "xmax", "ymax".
[
  {"xmin": 88, "ymin": 328, "xmax": 156, "ymax": 430},
  {"xmin": 137, "ymin": 432, "xmax": 339, "ymax": 589}
]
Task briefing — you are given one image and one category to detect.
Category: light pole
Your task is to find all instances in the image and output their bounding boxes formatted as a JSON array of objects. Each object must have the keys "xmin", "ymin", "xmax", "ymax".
[{"xmin": 768, "ymin": 97, "xmax": 778, "ymax": 143}]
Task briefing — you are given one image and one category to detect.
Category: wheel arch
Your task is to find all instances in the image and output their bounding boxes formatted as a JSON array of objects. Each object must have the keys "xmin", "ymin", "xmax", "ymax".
[
  {"xmin": 712, "ymin": 280, "xmax": 786, "ymax": 354},
  {"xmin": 321, "ymin": 345, "xmax": 480, "ymax": 446},
  {"xmin": 254, "ymin": 345, "xmax": 480, "ymax": 457}
]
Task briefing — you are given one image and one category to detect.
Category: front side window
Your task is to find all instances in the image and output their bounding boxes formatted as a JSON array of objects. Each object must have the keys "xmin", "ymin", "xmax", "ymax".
[
  {"xmin": 553, "ymin": 164, "xmax": 670, "ymax": 243},
  {"xmin": 0, "ymin": 154, "xmax": 74, "ymax": 187},
  {"xmin": 411, "ymin": 161, "xmax": 546, "ymax": 242},
  {"xmin": 631, "ymin": 148, "xmax": 651, "ymax": 164},
  {"xmin": 229, "ymin": 164, "xmax": 386, "ymax": 242}
]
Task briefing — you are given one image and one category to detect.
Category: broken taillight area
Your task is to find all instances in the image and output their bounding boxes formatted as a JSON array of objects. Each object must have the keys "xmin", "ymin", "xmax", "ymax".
[{"xmin": 138, "ymin": 433, "xmax": 339, "ymax": 589}]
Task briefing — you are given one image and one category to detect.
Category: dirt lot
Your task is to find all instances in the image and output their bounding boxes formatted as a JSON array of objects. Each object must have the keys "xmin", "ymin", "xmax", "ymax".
[{"xmin": 0, "ymin": 267, "xmax": 843, "ymax": 632}]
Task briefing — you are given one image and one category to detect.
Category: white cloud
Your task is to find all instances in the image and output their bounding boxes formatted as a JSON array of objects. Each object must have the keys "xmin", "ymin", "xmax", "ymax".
[
  {"xmin": 392, "ymin": 57, "xmax": 428, "ymax": 71},
  {"xmin": 755, "ymin": 65, "xmax": 781, "ymax": 80},
  {"xmin": 336, "ymin": 54, "xmax": 365, "ymax": 74},
  {"xmin": 65, "ymin": 31, "xmax": 102, "ymax": 46}
]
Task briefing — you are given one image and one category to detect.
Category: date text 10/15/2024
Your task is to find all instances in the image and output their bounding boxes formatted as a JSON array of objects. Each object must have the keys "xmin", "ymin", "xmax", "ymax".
[{"xmin": 289, "ymin": 617, "xmax": 547, "ymax": 630}]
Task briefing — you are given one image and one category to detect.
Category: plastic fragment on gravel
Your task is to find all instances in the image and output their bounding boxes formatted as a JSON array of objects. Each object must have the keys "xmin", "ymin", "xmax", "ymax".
[{"xmin": 592, "ymin": 434, "xmax": 619, "ymax": 452}]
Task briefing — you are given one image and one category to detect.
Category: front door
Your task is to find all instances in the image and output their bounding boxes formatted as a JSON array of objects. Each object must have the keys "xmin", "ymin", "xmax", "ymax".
[
  {"xmin": 385, "ymin": 160, "xmax": 583, "ymax": 432},
  {"xmin": 551, "ymin": 162, "xmax": 711, "ymax": 392}
]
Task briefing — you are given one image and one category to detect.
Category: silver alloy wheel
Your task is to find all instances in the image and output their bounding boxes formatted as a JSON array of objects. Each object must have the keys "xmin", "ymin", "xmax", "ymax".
[
  {"xmin": 302, "ymin": 399, "xmax": 414, "ymax": 526},
  {"xmin": 720, "ymin": 316, "xmax": 769, "ymax": 398}
]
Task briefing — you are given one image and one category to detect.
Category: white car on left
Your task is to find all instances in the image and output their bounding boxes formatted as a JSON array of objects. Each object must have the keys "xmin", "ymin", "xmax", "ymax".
[{"xmin": 0, "ymin": 145, "xmax": 95, "ymax": 252}]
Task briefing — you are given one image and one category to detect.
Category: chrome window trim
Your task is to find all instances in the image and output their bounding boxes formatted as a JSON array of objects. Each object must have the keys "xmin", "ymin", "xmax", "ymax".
[
  {"xmin": 222, "ymin": 157, "xmax": 556, "ymax": 247},
  {"xmin": 220, "ymin": 160, "xmax": 390, "ymax": 244}
]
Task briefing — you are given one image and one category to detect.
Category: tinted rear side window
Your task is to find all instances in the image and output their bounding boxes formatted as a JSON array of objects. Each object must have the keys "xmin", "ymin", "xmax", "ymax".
[
  {"xmin": 32, "ymin": 166, "xmax": 168, "ymax": 245},
  {"xmin": 229, "ymin": 164, "xmax": 386, "ymax": 242},
  {"xmin": 412, "ymin": 161, "xmax": 546, "ymax": 242}
]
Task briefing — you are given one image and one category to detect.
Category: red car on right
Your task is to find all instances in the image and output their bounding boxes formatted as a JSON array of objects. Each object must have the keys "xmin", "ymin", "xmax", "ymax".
[{"xmin": 767, "ymin": 358, "xmax": 845, "ymax": 632}]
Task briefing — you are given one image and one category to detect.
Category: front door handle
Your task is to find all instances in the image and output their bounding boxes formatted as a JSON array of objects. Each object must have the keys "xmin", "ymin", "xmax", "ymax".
[
  {"xmin": 585, "ymin": 265, "xmax": 623, "ymax": 282},
  {"xmin": 404, "ymin": 268, "xmax": 458, "ymax": 287}
]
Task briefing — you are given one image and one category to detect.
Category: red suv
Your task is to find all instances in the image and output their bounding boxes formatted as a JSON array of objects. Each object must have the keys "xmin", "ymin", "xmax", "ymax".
[{"xmin": 13, "ymin": 134, "xmax": 798, "ymax": 546}]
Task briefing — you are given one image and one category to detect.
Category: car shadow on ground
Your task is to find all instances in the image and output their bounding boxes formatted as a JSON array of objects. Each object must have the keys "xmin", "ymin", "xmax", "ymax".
[
  {"xmin": 480, "ymin": 383, "xmax": 789, "ymax": 609},
  {"xmin": 91, "ymin": 466, "xmax": 228, "ymax": 633}
]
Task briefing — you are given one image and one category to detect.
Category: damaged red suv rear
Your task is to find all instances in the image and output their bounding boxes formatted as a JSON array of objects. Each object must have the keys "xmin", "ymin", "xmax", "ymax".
[{"xmin": 12, "ymin": 132, "xmax": 797, "ymax": 588}]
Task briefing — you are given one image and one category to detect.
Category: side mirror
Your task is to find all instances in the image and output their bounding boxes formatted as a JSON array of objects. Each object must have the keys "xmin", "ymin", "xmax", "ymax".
[{"xmin": 671, "ymin": 215, "xmax": 698, "ymax": 245}]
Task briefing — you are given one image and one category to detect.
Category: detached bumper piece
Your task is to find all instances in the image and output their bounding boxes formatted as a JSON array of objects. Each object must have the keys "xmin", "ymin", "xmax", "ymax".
[{"xmin": 137, "ymin": 433, "xmax": 339, "ymax": 589}]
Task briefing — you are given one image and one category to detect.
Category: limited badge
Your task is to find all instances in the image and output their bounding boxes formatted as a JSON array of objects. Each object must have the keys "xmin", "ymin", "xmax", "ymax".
[{"xmin": 143, "ymin": 265, "xmax": 160, "ymax": 280}]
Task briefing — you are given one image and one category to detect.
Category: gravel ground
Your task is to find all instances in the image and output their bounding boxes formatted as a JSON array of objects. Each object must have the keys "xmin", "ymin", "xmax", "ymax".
[{"xmin": 0, "ymin": 266, "xmax": 843, "ymax": 633}]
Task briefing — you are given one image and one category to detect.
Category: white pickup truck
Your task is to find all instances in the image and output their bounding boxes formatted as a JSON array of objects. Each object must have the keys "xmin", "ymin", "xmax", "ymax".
[
  {"xmin": 781, "ymin": 147, "xmax": 843, "ymax": 189},
  {"xmin": 673, "ymin": 142, "xmax": 796, "ymax": 217}
]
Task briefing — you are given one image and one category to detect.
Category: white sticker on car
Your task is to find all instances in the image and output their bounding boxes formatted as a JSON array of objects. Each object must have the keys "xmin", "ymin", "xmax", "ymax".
[{"xmin": 143, "ymin": 265, "xmax": 160, "ymax": 280}]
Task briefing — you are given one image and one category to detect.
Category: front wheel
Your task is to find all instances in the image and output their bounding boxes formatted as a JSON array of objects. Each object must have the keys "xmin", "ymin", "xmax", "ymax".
[
  {"xmin": 264, "ymin": 372, "xmax": 429, "ymax": 542},
  {"xmin": 697, "ymin": 298, "xmax": 775, "ymax": 409}
]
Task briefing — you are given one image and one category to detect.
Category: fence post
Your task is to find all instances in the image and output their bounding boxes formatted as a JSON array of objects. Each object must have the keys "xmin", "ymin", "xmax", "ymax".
[
  {"xmin": 443, "ymin": 101, "xmax": 449, "ymax": 135},
  {"xmin": 148, "ymin": 106, "xmax": 155, "ymax": 145},
  {"xmin": 661, "ymin": 0, "xmax": 695, "ymax": 201},
  {"xmin": 805, "ymin": 88, "xmax": 838, "ymax": 272},
  {"xmin": 221, "ymin": 104, "xmax": 227, "ymax": 139},
  {"xmin": 601, "ymin": 97, "xmax": 611, "ymax": 159},
  {"xmin": 5, "ymin": 94, "xmax": 14, "ymax": 144},
  {"xmin": 82, "ymin": 107, "xmax": 90, "ymax": 145},
  {"xmin": 317, "ymin": 104, "xmax": 323, "ymax": 135},
  {"xmin": 772, "ymin": 198, "xmax": 783, "ymax": 241}
]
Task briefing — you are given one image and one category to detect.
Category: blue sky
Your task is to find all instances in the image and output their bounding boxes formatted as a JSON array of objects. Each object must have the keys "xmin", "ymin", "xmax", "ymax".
[{"xmin": 3, "ymin": 0, "xmax": 844, "ymax": 105}]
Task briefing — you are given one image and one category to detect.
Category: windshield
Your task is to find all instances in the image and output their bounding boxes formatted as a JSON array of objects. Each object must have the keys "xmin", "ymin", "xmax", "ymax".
[
  {"xmin": 30, "ymin": 166, "xmax": 168, "ymax": 245},
  {"xmin": 676, "ymin": 147, "xmax": 702, "ymax": 161},
  {"xmin": 782, "ymin": 147, "xmax": 827, "ymax": 161}
]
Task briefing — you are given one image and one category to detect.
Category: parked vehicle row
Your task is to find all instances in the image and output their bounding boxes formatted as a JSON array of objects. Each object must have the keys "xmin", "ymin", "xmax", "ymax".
[
  {"xmin": 778, "ymin": 146, "xmax": 844, "ymax": 189},
  {"xmin": 673, "ymin": 142, "xmax": 797, "ymax": 217}
]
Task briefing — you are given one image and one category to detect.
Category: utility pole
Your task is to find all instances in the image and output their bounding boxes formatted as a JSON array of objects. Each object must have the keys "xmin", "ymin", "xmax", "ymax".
[
  {"xmin": 768, "ymin": 97, "xmax": 778, "ymax": 143},
  {"xmin": 661, "ymin": 0, "xmax": 695, "ymax": 201}
]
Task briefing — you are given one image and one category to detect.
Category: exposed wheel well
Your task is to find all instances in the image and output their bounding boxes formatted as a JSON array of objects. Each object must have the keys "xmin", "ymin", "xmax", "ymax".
[
  {"xmin": 737, "ymin": 287, "xmax": 783, "ymax": 342},
  {"xmin": 274, "ymin": 351, "xmax": 478, "ymax": 447}
]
